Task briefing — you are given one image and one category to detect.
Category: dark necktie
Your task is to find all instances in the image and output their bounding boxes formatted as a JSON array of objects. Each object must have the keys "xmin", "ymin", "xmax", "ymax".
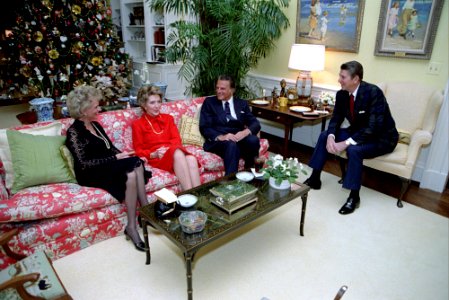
[
  {"xmin": 349, "ymin": 94, "xmax": 355, "ymax": 120},
  {"xmin": 225, "ymin": 101, "xmax": 234, "ymax": 121}
]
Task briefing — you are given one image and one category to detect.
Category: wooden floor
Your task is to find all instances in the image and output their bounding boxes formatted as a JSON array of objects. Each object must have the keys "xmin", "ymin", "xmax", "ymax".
[{"xmin": 262, "ymin": 132, "xmax": 449, "ymax": 219}]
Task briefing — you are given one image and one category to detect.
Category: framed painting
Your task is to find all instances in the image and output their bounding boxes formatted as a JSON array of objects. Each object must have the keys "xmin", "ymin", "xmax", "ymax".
[
  {"xmin": 374, "ymin": 0, "xmax": 444, "ymax": 59},
  {"xmin": 295, "ymin": 0, "xmax": 365, "ymax": 52}
]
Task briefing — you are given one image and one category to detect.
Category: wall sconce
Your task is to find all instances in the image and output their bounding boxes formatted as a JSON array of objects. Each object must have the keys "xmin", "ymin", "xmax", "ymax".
[{"xmin": 288, "ymin": 44, "xmax": 325, "ymax": 98}]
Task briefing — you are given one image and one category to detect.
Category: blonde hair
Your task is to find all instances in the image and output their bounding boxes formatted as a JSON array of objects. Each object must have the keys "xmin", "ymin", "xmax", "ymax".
[
  {"xmin": 137, "ymin": 85, "xmax": 163, "ymax": 109},
  {"xmin": 67, "ymin": 85, "xmax": 103, "ymax": 119}
]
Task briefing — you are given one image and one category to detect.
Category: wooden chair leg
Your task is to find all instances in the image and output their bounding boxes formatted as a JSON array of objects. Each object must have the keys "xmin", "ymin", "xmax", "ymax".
[
  {"xmin": 338, "ymin": 157, "xmax": 346, "ymax": 184},
  {"xmin": 0, "ymin": 228, "xmax": 26, "ymax": 261},
  {"xmin": 397, "ymin": 177, "xmax": 411, "ymax": 208},
  {"xmin": 334, "ymin": 285, "xmax": 348, "ymax": 300}
]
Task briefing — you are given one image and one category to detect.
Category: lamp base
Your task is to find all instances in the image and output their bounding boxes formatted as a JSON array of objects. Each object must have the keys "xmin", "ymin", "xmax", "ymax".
[{"xmin": 296, "ymin": 71, "xmax": 313, "ymax": 98}]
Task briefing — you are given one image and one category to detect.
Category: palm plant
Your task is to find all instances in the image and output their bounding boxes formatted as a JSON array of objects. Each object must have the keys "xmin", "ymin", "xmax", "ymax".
[{"xmin": 148, "ymin": 0, "xmax": 290, "ymax": 97}]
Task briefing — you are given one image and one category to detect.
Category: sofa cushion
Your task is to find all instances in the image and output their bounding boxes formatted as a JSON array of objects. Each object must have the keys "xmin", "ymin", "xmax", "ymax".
[
  {"xmin": 182, "ymin": 139, "xmax": 270, "ymax": 172},
  {"xmin": 7, "ymin": 130, "xmax": 77, "ymax": 194},
  {"xmin": 0, "ymin": 122, "xmax": 62, "ymax": 191},
  {"xmin": 60, "ymin": 145, "xmax": 76, "ymax": 179},
  {"xmin": 0, "ymin": 183, "xmax": 119, "ymax": 222},
  {"xmin": 179, "ymin": 115, "xmax": 205, "ymax": 146}
]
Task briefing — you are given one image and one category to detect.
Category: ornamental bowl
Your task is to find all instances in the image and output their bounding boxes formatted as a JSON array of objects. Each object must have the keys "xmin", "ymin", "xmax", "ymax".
[{"xmin": 178, "ymin": 210, "xmax": 207, "ymax": 234}]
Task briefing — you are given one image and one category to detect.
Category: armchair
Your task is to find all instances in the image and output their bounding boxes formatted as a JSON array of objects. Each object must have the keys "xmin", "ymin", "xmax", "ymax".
[
  {"xmin": 339, "ymin": 82, "xmax": 444, "ymax": 207},
  {"xmin": 0, "ymin": 229, "xmax": 72, "ymax": 300}
]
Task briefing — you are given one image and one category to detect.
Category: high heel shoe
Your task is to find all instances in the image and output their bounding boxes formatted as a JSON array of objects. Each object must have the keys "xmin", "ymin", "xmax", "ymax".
[{"xmin": 124, "ymin": 228, "xmax": 147, "ymax": 252}]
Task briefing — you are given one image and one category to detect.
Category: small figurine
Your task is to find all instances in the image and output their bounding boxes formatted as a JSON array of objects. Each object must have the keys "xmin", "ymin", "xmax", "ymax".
[
  {"xmin": 280, "ymin": 79, "xmax": 287, "ymax": 97},
  {"xmin": 129, "ymin": 13, "xmax": 136, "ymax": 26},
  {"xmin": 271, "ymin": 86, "xmax": 279, "ymax": 108}
]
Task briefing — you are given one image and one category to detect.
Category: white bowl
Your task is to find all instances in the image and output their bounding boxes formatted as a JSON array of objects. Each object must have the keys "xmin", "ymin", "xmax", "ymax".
[
  {"xmin": 236, "ymin": 171, "xmax": 255, "ymax": 182},
  {"xmin": 177, "ymin": 194, "xmax": 198, "ymax": 208}
]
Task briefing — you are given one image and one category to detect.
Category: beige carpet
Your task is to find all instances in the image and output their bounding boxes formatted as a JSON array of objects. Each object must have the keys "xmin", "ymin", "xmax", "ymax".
[
  {"xmin": 53, "ymin": 171, "xmax": 448, "ymax": 300},
  {"xmin": 0, "ymin": 103, "xmax": 28, "ymax": 128}
]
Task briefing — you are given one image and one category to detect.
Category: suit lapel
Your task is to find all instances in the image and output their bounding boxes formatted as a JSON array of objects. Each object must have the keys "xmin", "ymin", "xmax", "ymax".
[{"xmin": 214, "ymin": 97, "xmax": 228, "ymax": 123}]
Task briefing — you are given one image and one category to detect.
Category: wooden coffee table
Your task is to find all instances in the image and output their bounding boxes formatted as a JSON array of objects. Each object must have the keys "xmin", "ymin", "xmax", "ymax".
[{"xmin": 139, "ymin": 175, "xmax": 310, "ymax": 300}]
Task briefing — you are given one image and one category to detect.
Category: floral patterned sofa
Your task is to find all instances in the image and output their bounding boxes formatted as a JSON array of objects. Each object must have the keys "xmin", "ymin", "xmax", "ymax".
[{"xmin": 0, "ymin": 97, "xmax": 269, "ymax": 268}]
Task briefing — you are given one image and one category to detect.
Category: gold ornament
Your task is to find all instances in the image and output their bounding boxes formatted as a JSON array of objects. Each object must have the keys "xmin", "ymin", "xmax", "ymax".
[
  {"xmin": 91, "ymin": 56, "xmax": 103, "ymax": 66},
  {"xmin": 20, "ymin": 66, "xmax": 32, "ymax": 78},
  {"xmin": 48, "ymin": 49, "xmax": 60, "ymax": 59},
  {"xmin": 41, "ymin": 0, "xmax": 52, "ymax": 10},
  {"xmin": 34, "ymin": 31, "xmax": 43, "ymax": 42},
  {"xmin": 72, "ymin": 5, "xmax": 81, "ymax": 15}
]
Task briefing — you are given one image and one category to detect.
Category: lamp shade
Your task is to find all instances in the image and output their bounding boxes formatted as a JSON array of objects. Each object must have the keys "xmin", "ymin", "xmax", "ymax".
[{"xmin": 288, "ymin": 44, "xmax": 325, "ymax": 71}]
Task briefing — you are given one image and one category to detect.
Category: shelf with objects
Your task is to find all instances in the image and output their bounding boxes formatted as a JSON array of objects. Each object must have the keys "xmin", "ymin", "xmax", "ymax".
[
  {"xmin": 119, "ymin": 0, "xmax": 149, "ymax": 63},
  {"xmin": 118, "ymin": 0, "xmax": 188, "ymax": 99}
]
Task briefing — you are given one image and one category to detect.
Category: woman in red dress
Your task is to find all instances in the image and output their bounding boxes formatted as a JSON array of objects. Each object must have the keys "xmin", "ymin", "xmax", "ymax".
[{"xmin": 132, "ymin": 85, "xmax": 201, "ymax": 191}]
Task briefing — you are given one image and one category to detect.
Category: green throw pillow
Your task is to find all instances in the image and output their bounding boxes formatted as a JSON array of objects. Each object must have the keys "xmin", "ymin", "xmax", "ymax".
[{"xmin": 7, "ymin": 130, "xmax": 77, "ymax": 194}]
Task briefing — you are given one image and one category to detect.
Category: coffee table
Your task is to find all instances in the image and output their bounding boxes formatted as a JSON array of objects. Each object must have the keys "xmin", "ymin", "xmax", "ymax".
[{"xmin": 139, "ymin": 175, "xmax": 310, "ymax": 300}]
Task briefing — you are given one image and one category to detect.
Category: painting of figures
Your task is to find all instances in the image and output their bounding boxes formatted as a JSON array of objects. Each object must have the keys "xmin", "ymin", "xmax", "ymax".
[
  {"xmin": 375, "ymin": 0, "xmax": 444, "ymax": 59},
  {"xmin": 295, "ymin": 0, "xmax": 365, "ymax": 52}
]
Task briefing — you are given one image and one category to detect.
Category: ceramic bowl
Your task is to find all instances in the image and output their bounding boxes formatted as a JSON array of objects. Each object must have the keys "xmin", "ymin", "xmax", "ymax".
[
  {"xmin": 236, "ymin": 171, "xmax": 255, "ymax": 182},
  {"xmin": 178, "ymin": 210, "xmax": 207, "ymax": 234},
  {"xmin": 177, "ymin": 194, "xmax": 198, "ymax": 208}
]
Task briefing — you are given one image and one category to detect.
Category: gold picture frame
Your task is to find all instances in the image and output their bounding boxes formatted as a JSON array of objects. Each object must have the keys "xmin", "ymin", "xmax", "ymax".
[
  {"xmin": 374, "ymin": 0, "xmax": 444, "ymax": 60},
  {"xmin": 295, "ymin": 0, "xmax": 366, "ymax": 53}
]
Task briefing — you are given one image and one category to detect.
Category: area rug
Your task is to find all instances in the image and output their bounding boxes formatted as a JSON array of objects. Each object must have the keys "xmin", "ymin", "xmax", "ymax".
[{"xmin": 53, "ymin": 171, "xmax": 448, "ymax": 300}]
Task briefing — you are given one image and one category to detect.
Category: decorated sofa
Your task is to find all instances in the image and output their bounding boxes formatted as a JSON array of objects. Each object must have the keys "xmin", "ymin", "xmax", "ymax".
[{"xmin": 0, "ymin": 97, "xmax": 269, "ymax": 268}]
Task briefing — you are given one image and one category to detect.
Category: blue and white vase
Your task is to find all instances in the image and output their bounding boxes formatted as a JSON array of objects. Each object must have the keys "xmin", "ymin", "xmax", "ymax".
[
  {"xmin": 29, "ymin": 97, "xmax": 55, "ymax": 122},
  {"xmin": 153, "ymin": 82, "xmax": 168, "ymax": 101}
]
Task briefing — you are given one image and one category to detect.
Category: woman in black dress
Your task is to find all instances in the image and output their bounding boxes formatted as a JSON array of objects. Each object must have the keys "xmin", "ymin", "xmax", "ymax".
[{"xmin": 66, "ymin": 86, "xmax": 150, "ymax": 252}]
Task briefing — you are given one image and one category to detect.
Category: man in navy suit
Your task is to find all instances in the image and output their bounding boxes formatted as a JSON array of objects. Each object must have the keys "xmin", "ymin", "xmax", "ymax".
[
  {"xmin": 200, "ymin": 75, "xmax": 261, "ymax": 175},
  {"xmin": 304, "ymin": 61, "xmax": 398, "ymax": 214}
]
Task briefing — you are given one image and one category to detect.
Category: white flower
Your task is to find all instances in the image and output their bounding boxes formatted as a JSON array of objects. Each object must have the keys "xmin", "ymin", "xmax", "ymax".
[
  {"xmin": 95, "ymin": 75, "xmax": 113, "ymax": 87},
  {"xmin": 319, "ymin": 91, "xmax": 335, "ymax": 105}
]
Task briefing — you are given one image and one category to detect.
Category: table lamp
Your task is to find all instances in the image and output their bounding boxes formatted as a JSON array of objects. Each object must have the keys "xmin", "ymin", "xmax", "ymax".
[{"xmin": 288, "ymin": 44, "xmax": 325, "ymax": 98}]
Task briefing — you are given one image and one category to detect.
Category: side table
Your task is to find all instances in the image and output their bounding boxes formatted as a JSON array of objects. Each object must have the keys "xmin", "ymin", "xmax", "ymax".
[{"xmin": 249, "ymin": 101, "xmax": 330, "ymax": 157}]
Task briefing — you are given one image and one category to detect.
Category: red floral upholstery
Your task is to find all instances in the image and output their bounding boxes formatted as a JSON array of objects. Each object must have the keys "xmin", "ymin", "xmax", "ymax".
[{"xmin": 0, "ymin": 97, "xmax": 269, "ymax": 268}]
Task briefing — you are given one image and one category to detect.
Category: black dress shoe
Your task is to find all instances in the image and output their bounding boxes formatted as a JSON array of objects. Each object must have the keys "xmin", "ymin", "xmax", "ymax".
[
  {"xmin": 124, "ymin": 228, "xmax": 147, "ymax": 252},
  {"xmin": 303, "ymin": 178, "xmax": 322, "ymax": 190},
  {"xmin": 338, "ymin": 197, "xmax": 360, "ymax": 215}
]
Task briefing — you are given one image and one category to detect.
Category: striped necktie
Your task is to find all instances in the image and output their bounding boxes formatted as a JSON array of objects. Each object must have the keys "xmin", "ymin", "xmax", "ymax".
[{"xmin": 225, "ymin": 101, "xmax": 234, "ymax": 121}]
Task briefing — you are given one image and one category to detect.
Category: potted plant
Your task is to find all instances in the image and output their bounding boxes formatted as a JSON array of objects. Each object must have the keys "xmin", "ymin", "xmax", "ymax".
[
  {"xmin": 262, "ymin": 155, "xmax": 307, "ymax": 190},
  {"xmin": 148, "ymin": 0, "xmax": 290, "ymax": 97}
]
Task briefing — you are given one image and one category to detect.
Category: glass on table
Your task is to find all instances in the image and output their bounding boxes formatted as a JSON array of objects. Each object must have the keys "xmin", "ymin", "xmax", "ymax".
[{"xmin": 254, "ymin": 157, "xmax": 266, "ymax": 173}]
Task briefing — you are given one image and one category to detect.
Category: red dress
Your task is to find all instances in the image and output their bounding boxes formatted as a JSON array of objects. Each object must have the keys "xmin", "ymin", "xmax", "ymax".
[{"xmin": 132, "ymin": 113, "xmax": 191, "ymax": 172}]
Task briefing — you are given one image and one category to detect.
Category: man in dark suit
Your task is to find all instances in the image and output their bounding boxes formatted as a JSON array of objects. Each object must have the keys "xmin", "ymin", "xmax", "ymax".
[
  {"xmin": 200, "ymin": 75, "xmax": 261, "ymax": 175},
  {"xmin": 304, "ymin": 61, "xmax": 398, "ymax": 214}
]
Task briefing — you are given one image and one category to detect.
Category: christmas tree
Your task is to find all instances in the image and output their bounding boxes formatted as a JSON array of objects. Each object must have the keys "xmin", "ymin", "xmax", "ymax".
[{"xmin": 2, "ymin": 0, "xmax": 131, "ymax": 102}]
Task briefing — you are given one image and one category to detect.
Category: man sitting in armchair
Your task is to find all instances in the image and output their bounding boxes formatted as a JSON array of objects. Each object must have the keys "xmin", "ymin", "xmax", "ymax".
[{"xmin": 303, "ymin": 61, "xmax": 399, "ymax": 215}]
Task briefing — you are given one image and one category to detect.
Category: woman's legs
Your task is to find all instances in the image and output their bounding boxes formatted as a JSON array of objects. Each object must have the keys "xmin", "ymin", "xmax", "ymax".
[
  {"xmin": 186, "ymin": 155, "xmax": 201, "ymax": 187},
  {"xmin": 173, "ymin": 149, "xmax": 201, "ymax": 191},
  {"xmin": 123, "ymin": 168, "xmax": 145, "ymax": 247},
  {"xmin": 134, "ymin": 164, "xmax": 149, "ymax": 207}
]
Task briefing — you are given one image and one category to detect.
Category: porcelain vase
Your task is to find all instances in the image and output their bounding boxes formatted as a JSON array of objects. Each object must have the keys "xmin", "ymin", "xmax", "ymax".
[
  {"xmin": 29, "ymin": 97, "xmax": 54, "ymax": 122},
  {"xmin": 269, "ymin": 177, "xmax": 291, "ymax": 190},
  {"xmin": 153, "ymin": 82, "xmax": 168, "ymax": 100}
]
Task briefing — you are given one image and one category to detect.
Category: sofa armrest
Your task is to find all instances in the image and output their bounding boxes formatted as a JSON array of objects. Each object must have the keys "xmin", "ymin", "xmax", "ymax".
[{"xmin": 406, "ymin": 130, "xmax": 432, "ymax": 168}]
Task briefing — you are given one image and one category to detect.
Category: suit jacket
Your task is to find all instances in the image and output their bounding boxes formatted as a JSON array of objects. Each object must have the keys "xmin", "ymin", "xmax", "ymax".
[
  {"xmin": 327, "ymin": 81, "xmax": 398, "ymax": 150},
  {"xmin": 199, "ymin": 96, "xmax": 261, "ymax": 149}
]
